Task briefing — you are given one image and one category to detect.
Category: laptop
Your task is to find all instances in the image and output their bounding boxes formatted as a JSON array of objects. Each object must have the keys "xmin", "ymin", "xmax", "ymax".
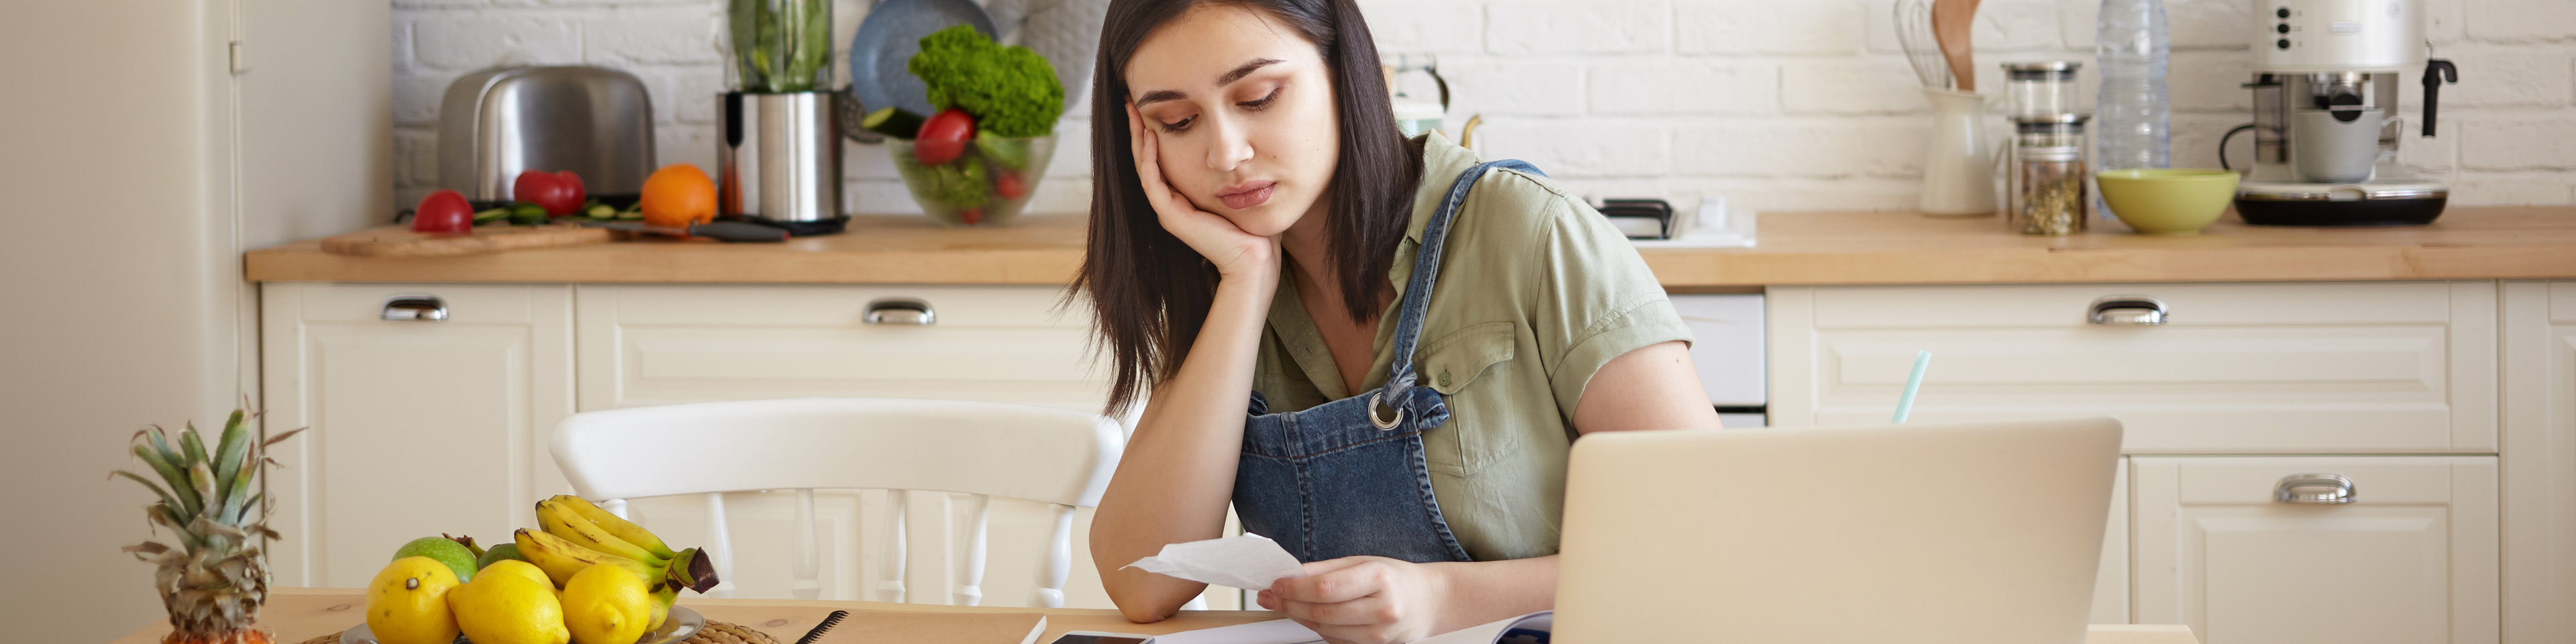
[{"xmin": 1549, "ymin": 418, "xmax": 2123, "ymax": 644}]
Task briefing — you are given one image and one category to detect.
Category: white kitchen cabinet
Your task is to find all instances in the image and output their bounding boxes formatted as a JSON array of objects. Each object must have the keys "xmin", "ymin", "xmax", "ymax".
[
  {"xmin": 574, "ymin": 284, "xmax": 1109, "ymax": 413},
  {"xmin": 2132, "ymin": 456, "xmax": 2498, "ymax": 644},
  {"xmin": 259, "ymin": 282, "xmax": 576, "ymax": 589},
  {"xmin": 2500, "ymin": 281, "xmax": 2576, "ymax": 644},
  {"xmin": 1767, "ymin": 282, "xmax": 2497, "ymax": 453}
]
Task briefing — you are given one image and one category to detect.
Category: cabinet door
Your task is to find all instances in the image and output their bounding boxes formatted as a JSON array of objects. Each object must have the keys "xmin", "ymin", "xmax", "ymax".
[
  {"xmin": 2093, "ymin": 458, "xmax": 2128, "ymax": 625},
  {"xmin": 2500, "ymin": 281, "xmax": 2576, "ymax": 644},
  {"xmin": 260, "ymin": 283, "xmax": 576, "ymax": 589},
  {"xmin": 2133, "ymin": 457, "xmax": 2497, "ymax": 644},
  {"xmin": 1769, "ymin": 282, "xmax": 2496, "ymax": 453}
]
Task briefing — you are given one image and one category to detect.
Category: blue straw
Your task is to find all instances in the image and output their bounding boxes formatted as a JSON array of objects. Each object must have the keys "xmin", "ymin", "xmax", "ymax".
[{"xmin": 1893, "ymin": 350, "xmax": 1931, "ymax": 424}]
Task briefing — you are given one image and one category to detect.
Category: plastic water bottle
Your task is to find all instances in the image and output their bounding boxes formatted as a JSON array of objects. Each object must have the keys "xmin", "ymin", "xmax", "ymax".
[{"xmin": 2096, "ymin": 0, "xmax": 2171, "ymax": 175}]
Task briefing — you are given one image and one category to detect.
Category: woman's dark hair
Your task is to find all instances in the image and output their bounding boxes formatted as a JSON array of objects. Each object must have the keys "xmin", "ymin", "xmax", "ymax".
[{"xmin": 1074, "ymin": 0, "xmax": 1421, "ymax": 413}]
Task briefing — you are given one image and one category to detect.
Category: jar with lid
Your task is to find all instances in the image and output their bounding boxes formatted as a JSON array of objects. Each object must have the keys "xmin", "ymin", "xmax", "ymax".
[
  {"xmin": 2002, "ymin": 61, "xmax": 2083, "ymax": 121},
  {"xmin": 2008, "ymin": 115, "xmax": 2090, "ymax": 235}
]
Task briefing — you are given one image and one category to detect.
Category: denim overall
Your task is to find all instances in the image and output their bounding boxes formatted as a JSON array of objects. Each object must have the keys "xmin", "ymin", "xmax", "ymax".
[{"xmin": 1233, "ymin": 159, "xmax": 1546, "ymax": 564}]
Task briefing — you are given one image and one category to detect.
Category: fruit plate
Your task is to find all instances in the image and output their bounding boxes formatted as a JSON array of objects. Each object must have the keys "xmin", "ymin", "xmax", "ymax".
[{"xmin": 339, "ymin": 604, "xmax": 704, "ymax": 644}]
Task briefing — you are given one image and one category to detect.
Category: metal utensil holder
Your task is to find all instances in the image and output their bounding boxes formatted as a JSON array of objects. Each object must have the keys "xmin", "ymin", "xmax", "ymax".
[{"xmin": 719, "ymin": 91, "xmax": 847, "ymax": 235}]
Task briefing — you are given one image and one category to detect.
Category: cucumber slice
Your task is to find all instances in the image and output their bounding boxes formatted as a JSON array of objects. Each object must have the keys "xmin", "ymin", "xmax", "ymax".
[
  {"xmin": 586, "ymin": 204, "xmax": 615, "ymax": 219},
  {"xmin": 509, "ymin": 202, "xmax": 549, "ymax": 226},
  {"xmin": 863, "ymin": 107, "xmax": 927, "ymax": 140},
  {"xmin": 471, "ymin": 208, "xmax": 509, "ymax": 224}
]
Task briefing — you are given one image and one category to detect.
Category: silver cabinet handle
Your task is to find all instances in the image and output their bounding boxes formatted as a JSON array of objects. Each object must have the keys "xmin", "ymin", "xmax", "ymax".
[
  {"xmin": 381, "ymin": 294, "xmax": 448, "ymax": 321},
  {"xmin": 2088, "ymin": 295, "xmax": 2168, "ymax": 325},
  {"xmin": 863, "ymin": 297, "xmax": 935, "ymax": 325},
  {"xmin": 2275, "ymin": 473, "xmax": 2357, "ymax": 504}
]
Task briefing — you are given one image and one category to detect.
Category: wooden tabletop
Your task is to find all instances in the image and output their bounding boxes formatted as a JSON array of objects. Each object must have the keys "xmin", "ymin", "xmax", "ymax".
[
  {"xmin": 240, "ymin": 207, "xmax": 2576, "ymax": 286},
  {"xmin": 108, "ymin": 588, "xmax": 2202, "ymax": 644}
]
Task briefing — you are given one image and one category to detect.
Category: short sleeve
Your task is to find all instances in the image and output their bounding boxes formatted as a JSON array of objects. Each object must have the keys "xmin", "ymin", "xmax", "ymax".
[{"xmin": 1524, "ymin": 194, "xmax": 1695, "ymax": 421}]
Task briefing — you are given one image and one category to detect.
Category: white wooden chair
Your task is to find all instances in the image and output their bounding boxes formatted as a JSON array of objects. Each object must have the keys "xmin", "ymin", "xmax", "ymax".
[{"xmin": 549, "ymin": 398, "xmax": 1122, "ymax": 607}]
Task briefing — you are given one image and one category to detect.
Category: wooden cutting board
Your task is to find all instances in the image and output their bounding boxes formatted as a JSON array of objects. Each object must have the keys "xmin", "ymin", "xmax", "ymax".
[{"xmin": 319, "ymin": 223, "xmax": 612, "ymax": 258}]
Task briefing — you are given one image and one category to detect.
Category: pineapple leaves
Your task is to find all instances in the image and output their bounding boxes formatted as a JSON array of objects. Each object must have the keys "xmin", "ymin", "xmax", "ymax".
[
  {"xmin": 187, "ymin": 462, "xmax": 219, "ymax": 517},
  {"xmin": 179, "ymin": 422, "xmax": 209, "ymax": 467},
  {"xmin": 132, "ymin": 444, "xmax": 202, "ymax": 516},
  {"xmin": 211, "ymin": 411, "xmax": 250, "ymax": 489},
  {"xmin": 260, "ymin": 426, "xmax": 306, "ymax": 448},
  {"xmin": 113, "ymin": 470, "xmax": 181, "ymax": 511}
]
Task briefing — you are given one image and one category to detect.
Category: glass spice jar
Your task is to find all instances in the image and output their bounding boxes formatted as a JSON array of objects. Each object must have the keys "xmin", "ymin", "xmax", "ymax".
[
  {"xmin": 2002, "ymin": 61, "xmax": 2083, "ymax": 121},
  {"xmin": 2008, "ymin": 116, "xmax": 2090, "ymax": 235}
]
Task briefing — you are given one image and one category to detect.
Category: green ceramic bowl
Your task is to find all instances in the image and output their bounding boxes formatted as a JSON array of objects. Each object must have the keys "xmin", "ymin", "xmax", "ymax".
[{"xmin": 2096, "ymin": 168, "xmax": 2241, "ymax": 235}]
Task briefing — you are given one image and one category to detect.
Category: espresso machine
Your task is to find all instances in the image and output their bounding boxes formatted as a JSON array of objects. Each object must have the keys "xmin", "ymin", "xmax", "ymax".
[{"xmin": 2229, "ymin": 0, "xmax": 2457, "ymax": 226}]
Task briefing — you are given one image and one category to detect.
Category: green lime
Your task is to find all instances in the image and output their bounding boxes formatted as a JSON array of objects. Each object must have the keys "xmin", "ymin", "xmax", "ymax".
[
  {"xmin": 392, "ymin": 536, "xmax": 477, "ymax": 582},
  {"xmin": 476, "ymin": 542, "xmax": 527, "ymax": 570}
]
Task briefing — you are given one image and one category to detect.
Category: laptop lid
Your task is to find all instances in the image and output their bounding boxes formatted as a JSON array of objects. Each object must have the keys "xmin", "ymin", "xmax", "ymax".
[{"xmin": 1551, "ymin": 418, "xmax": 2122, "ymax": 644}]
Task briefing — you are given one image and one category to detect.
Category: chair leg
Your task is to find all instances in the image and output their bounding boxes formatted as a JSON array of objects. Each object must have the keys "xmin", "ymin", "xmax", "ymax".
[
  {"xmin": 792, "ymin": 488, "xmax": 820, "ymax": 600},
  {"xmin": 1035, "ymin": 503, "xmax": 1074, "ymax": 608},
  {"xmin": 956, "ymin": 494, "xmax": 990, "ymax": 606},
  {"xmin": 703, "ymin": 492, "xmax": 736, "ymax": 599},
  {"xmin": 880, "ymin": 489, "xmax": 909, "ymax": 604}
]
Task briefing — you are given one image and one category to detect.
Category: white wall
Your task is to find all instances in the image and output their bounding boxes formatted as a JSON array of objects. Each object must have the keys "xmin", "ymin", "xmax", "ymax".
[
  {"xmin": 0, "ymin": 1, "xmax": 240, "ymax": 641},
  {"xmin": 391, "ymin": 0, "xmax": 2574, "ymax": 216},
  {"xmin": 0, "ymin": 0, "xmax": 387, "ymax": 641}
]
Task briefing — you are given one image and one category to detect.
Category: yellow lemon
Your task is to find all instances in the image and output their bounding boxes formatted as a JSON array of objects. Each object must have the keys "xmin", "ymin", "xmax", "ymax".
[
  {"xmin": 562, "ymin": 563, "xmax": 656, "ymax": 644},
  {"xmin": 482, "ymin": 558, "xmax": 562, "ymax": 598},
  {"xmin": 448, "ymin": 570, "xmax": 571, "ymax": 644},
  {"xmin": 364, "ymin": 557, "xmax": 461, "ymax": 644}
]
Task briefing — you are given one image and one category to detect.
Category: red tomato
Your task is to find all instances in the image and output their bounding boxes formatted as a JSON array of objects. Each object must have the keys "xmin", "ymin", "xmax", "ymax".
[
  {"xmin": 554, "ymin": 170, "xmax": 586, "ymax": 215},
  {"xmin": 958, "ymin": 207, "xmax": 983, "ymax": 226},
  {"xmin": 411, "ymin": 189, "xmax": 474, "ymax": 234},
  {"xmin": 513, "ymin": 170, "xmax": 580, "ymax": 215},
  {"xmin": 914, "ymin": 108, "xmax": 976, "ymax": 166},
  {"xmin": 995, "ymin": 172, "xmax": 1026, "ymax": 199}
]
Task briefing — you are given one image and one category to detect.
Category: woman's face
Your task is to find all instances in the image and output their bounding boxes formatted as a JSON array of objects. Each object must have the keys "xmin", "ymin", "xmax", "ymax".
[{"xmin": 1125, "ymin": 5, "xmax": 1340, "ymax": 237}]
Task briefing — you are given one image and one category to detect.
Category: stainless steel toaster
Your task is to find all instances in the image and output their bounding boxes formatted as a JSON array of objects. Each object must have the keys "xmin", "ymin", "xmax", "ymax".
[{"xmin": 438, "ymin": 66, "xmax": 656, "ymax": 205}]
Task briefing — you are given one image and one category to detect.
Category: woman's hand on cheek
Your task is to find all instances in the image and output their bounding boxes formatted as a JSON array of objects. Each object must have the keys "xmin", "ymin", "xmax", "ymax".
[
  {"xmin": 1127, "ymin": 102, "xmax": 1277, "ymax": 280},
  {"xmin": 1255, "ymin": 556, "xmax": 1447, "ymax": 644}
]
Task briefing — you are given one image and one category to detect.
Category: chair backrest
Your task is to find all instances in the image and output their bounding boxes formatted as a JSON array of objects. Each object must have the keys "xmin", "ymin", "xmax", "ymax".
[{"xmin": 550, "ymin": 397, "xmax": 1123, "ymax": 607}]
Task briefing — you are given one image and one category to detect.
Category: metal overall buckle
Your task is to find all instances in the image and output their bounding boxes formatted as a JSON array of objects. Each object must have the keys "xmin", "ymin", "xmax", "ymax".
[{"xmin": 1368, "ymin": 390, "xmax": 1404, "ymax": 431}]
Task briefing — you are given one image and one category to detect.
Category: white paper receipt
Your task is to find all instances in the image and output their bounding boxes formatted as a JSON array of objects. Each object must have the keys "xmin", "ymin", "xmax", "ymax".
[{"xmin": 1122, "ymin": 533, "xmax": 1309, "ymax": 590}]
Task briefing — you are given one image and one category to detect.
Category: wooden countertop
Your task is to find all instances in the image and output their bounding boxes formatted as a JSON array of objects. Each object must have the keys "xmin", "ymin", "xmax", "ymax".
[
  {"xmin": 242, "ymin": 207, "xmax": 2576, "ymax": 286},
  {"xmin": 108, "ymin": 588, "xmax": 2204, "ymax": 644}
]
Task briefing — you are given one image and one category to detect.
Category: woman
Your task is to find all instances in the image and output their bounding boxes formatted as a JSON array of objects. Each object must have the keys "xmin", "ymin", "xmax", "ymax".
[{"xmin": 1076, "ymin": 1, "xmax": 1723, "ymax": 641}]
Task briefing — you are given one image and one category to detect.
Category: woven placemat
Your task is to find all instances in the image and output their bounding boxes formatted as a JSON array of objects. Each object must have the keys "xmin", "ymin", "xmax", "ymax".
[
  {"xmin": 687, "ymin": 621, "xmax": 782, "ymax": 644},
  {"xmin": 293, "ymin": 621, "xmax": 779, "ymax": 644}
]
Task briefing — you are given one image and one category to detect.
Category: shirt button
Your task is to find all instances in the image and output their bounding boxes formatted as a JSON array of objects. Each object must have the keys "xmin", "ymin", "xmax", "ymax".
[{"xmin": 1439, "ymin": 370, "xmax": 1452, "ymax": 387}]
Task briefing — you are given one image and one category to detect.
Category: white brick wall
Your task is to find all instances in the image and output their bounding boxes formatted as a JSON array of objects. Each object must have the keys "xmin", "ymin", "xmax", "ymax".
[{"xmin": 391, "ymin": 0, "xmax": 2576, "ymax": 215}]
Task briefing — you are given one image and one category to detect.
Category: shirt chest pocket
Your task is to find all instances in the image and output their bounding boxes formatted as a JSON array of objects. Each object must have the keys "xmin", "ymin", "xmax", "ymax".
[
  {"xmin": 1419, "ymin": 322, "xmax": 1516, "ymax": 395},
  {"xmin": 1416, "ymin": 322, "xmax": 1530, "ymax": 478}
]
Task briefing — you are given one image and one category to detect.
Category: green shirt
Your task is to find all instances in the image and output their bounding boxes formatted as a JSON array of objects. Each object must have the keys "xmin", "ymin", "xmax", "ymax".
[{"xmin": 1251, "ymin": 132, "xmax": 1693, "ymax": 561}]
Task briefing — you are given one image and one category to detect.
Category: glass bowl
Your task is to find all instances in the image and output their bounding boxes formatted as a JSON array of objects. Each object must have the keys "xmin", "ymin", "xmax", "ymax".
[{"xmin": 888, "ymin": 133, "xmax": 1055, "ymax": 227}]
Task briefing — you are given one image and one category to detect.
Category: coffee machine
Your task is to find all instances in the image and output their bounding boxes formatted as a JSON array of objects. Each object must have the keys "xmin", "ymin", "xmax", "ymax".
[{"xmin": 2229, "ymin": 0, "xmax": 2457, "ymax": 226}]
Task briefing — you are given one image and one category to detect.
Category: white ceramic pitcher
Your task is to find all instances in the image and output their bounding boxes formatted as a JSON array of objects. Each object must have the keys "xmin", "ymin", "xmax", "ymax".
[{"xmin": 1920, "ymin": 89, "xmax": 1998, "ymax": 217}]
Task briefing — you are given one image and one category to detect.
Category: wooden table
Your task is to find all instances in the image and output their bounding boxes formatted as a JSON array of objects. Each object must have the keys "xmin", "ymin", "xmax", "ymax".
[
  {"xmin": 242, "ymin": 207, "xmax": 2576, "ymax": 288},
  {"xmin": 107, "ymin": 588, "xmax": 2201, "ymax": 644}
]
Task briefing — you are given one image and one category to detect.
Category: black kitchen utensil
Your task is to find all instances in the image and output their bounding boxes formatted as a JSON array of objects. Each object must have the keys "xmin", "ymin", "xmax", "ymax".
[
  {"xmin": 794, "ymin": 610, "xmax": 851, "ymax": 644},
  {"xmin": 578, "ymin": 219, "xmax": 790, "ymax": 242}
]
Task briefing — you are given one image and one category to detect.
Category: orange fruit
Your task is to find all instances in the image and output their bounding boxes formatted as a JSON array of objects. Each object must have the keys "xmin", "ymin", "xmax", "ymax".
[{"xmin": 640, "ymin": 164, "xmax": 716, "ymax": 228}]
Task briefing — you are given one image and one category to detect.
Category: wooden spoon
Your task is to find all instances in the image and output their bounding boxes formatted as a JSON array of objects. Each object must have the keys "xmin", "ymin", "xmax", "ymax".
[{"xmin": 1931, "ymin": 0, "xmax": 1981, "ymax": 92}]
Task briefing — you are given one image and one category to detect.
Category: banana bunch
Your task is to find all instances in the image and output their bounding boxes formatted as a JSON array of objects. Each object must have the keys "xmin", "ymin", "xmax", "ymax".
[{"xmin": 513, "ymin": 496, "xmax": 721, "ymax": 628}]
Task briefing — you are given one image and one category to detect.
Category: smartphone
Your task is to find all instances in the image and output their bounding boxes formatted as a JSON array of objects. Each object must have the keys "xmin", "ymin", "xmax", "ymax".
[{"xmin": 1046, "ymin": 631, "xmax": 1155, "ymax": 644}]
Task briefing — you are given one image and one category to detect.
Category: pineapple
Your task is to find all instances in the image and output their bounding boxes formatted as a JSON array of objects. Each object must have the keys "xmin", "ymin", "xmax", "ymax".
[{"xmin": 115, "ymin": 409, "xmax": 303, "ymax": 644}]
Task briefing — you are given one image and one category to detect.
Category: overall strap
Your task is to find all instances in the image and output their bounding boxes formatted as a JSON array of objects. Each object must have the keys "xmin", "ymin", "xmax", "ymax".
[{"xmin": 1380, "ymin": 159, "xmax": 1545, "ymax": 404}]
